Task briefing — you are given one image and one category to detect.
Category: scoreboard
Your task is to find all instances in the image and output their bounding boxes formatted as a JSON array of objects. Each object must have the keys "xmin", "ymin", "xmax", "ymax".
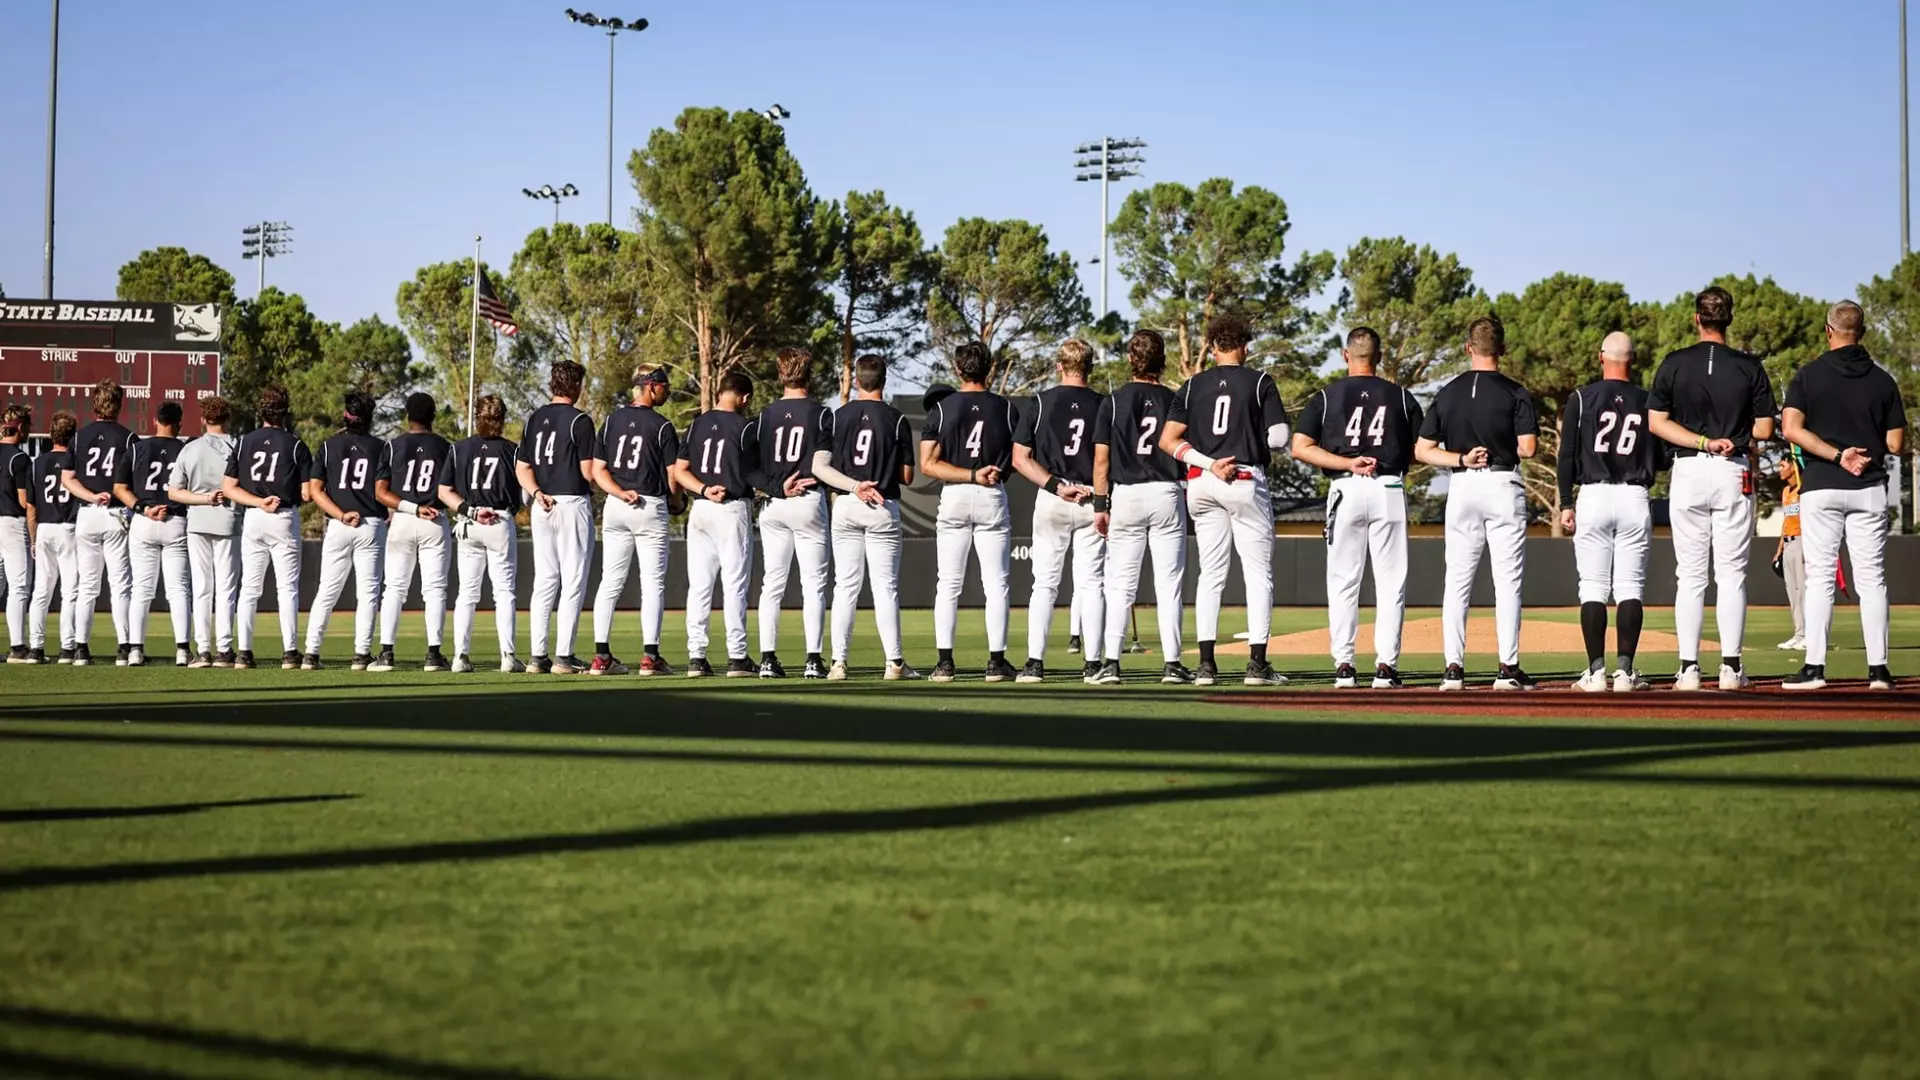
[{"xmin": 0, "ymin": 300, "xmax": 224, "ymax": 436}]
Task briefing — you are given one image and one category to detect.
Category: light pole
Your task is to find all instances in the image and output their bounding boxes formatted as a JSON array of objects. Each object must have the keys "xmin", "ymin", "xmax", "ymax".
[
  {"xmin": 1073, "ymin": 137, "xmax": 1146, "ymax": 318},
  {"xmin": 43, "ymin": 0, "xmax": 59, "ymax": 298},
  {"xmin": 565, "ymin": 9, "xmax": 649, "ymax": 226},
  {"xmin": 240, "ymin": 222, "xmax": 293, "ymax": 296},
  {"xmin": 1904, "ymin": 0, "xmax": 1911, "ymax": 256},
  {"xmin": 523, "ymin": 183, "xmax": 580, "ymax": 225},
  {"xmin": 760, "ymin": 104, "xmax": 791, "ymax": 122}
]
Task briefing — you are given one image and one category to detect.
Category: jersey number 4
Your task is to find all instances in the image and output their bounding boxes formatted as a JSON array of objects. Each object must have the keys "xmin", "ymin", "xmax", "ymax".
[
  {"xmin": 1593, "ymin": 412, "xmax": 1641, "ymax": 456},
  {"xmin": 1344, "ymin": 406, "xmax": 1387, "ymax": 447}
]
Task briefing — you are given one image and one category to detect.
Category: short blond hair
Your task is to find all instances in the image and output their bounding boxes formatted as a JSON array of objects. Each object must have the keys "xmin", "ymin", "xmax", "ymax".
[{"xmin": 1057, "ymin": 339, "xmax": 1095, "ymax": 377}]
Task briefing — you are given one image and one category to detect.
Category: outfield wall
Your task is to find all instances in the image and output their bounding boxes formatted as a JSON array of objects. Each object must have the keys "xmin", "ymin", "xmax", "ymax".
[{"xmin": 61, "ymin": 535, "xmax": 1898, "ymax": 613}]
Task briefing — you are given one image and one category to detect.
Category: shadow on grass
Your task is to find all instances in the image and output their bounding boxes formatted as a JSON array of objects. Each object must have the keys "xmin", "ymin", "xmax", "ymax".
[
  {"xmin": 0, "ymin": 794, "xmax": 357, "ymax": 824},
  {"xmin": 0, "ymin": 1003, "xmax": 568, "ymax": 1080}
]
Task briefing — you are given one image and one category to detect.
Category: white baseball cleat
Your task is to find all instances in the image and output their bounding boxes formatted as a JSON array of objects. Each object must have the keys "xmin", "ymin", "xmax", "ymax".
[
  {"xmin": 1673, "ymin": 665, "xmax": 1703, "ymax": 692},
  {"xmin": 126, "ymin": 645, "xmax": 146, "ymax": 668},
  {"xmin": 174, "ymin": 647, "xmax": 191, "ymax": 667},
  {"xmin": 1718, "ymin": 664, "xmax": 1750, "ymax": 691},
  {"xmin": 1612, "ymin": 669, "xmax": 1650, "ymax": 692},
  {"xmin": 1573, "ymin": 668, "xmax": 1609, "ymax": 693},
  {"xmin": 1777, "ymin": 636, "xmax": 1805, "ymax": 650},
  {"xmin": 500, "ymin": 652, "xmax": 525, "ymax": 674},
  {"xmin": 827, "ymin": 660, "xmax": 849, "ymax": 681}
]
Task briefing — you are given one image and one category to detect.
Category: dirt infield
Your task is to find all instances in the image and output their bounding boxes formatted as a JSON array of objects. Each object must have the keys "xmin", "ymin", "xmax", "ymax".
[
  {"xmin": 1205, "ymin": 684, "xmax": 1920, "ymax": 722},
  {"xmin": 1221, "ymin": 616, "xmax": 1718, "ymax": 657}
]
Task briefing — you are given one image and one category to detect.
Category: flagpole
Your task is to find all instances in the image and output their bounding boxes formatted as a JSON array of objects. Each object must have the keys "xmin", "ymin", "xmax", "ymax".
[{"xmin": 468, "ymin": 234, "xmax": 481, "ymax": 436}]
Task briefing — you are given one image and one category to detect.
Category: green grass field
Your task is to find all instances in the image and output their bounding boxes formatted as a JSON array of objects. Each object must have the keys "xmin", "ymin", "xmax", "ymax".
[{"xmin": 3, "ymin": 606, "xmax": 1919, "ymax": 1078}]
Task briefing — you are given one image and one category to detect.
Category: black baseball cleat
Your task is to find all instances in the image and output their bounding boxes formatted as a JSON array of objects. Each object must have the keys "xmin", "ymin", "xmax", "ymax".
[
  {"xmin": 1493, "ymin": 664, "xmax": 1539, "ymax": 691},
  {"xmin": 1372, "ymin": 664, "xmax": 1405, "ymax": 689},
  {"xmin": 72, "ymin": 644, "xmax": 94, "ymax": 667},
  {"xmin": 1333, "ymin": 662, "xmax": 1359, "ymax": 689},
  {"xmin": 801, "ymin": 656, "xmax": 829, "ymax": 680},
  {"xmin": 350, "ymin": 653, "xmax": 372, "ymax": 672},
  {"xmin": 280, "ymin": 650, "xmax": 301, "ymax": 670},
  {"xmin": 1066, "ymin": 635, "xmax": 1083, "ymax": 654},
  {"xmin": 422, "ymin": 649, "xmax": 450, "ymax": 673},
  {"xmin": 1193, "ymin": 659, "xmax": 1218, "ymax": 687},
  {"xmin": 26, "ymin": 647, "xmax": 48, "ymax": 665},
  {"xmin": 1783, "ymin": 664, "xmax": 1828, "ymax": 691},
  {"xmin": 1869, "ymin": 665, "xmax": 1896, "ymax": 691},
  {"xmin": 725, "ymin": 657, "xmax": 757, "ymax": 678},
  {"xmin": 1162, "ymin": 661, "xmax": 1196, "ymax": 685},
  {"xmin": 526, "ymin": 655, "xmax": 553, "ymax": 675},
  {"xmin": 234, "ymin": 651, "xmax": 257, "ymax": 670},
  {"xmin": 1016, "ymin": 659, "xmax": 1046, "ymax": 684},
  {"xmin": 1439, "ymin": 663, "xmax": 1467, "ymax": 691},
  {"xmin": 684, "ymin": 656, "xmax": 714, "ymax": 678},
  {"xmin": 1080, "ymin": 660, "xmax": 1101, "ymax": 684},
  {"xmin": 984, "ymin": 657, "xmax": 1018, "ymax": 683},
  {"xmin": 1092, "ymin": 659, "xmax": 1123, "ymax": 685},
  {"xmin": 928, "ymin": 658, "xmax": 958, "ymax": 684},
  {"xmin": 116, "ymin": 643, "xmax": 131, "ymax": 667},
  {"xmin": 758, "ymin": 655, "xmax": 787, "ymax": 679},
  {"xmin": 1243, "ymin": 660, "xmax": 1288, "ymax": 687},
  {"xmin": 215, "ymin": 651, "xmax": 236, "ymax": 668},
  {"xmin": 188, "ymin": 651, "xmax": 214, "ymax": 669},
  {"xmin": 6, "ymin": 645, "xmax": 30, "ymax": 664},
  {"xmin": 367, "ymin": 650, "xmax": 398, "ymax": 674},
  {"xmin": 56, "ymin": 648, "xmax": 75, "ymax": 664},
  {"xmin": 300, "ymin": 653, "xmax": 323, "ymax": 671}
]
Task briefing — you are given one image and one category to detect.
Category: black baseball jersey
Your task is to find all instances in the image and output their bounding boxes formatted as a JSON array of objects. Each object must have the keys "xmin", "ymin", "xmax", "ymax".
[
  {"xmin": 121, "ymin": 435, "xmax": 186, "ymax": 515},
  {"xmin": 312, "ymin": 431, "xmax": 390, "ymax": 521},
  {"xmin": 444, "ymin": 436, "xmax": 521, "ymax": 512},
  {"xmin": 1417, "ymin": 369, "xmax": 1539, "ymax": 472},
  {"xmin": 1168, "ymin": 365, "xmax": 1289, "ymax": 465},
  {"xmin": 1648, "ymin": 342, "xmax": 1776, "ymax": 458},
  {"xmin": 516, "ymin": 402, "xmax": 596, "ymax": 497},
  {"xmin": 69, "ymin": 420, "xmax": 138, "ymax": 496},
  {"xmin": 1014, "ymin": 385, "xmax": 1103, "ymax": 485},
  {"xmin": 0, "ymin": 444, "xmax": 28, "ymax": 518},
  {"xmin": 831, "ymin": 399, "xmax": 913, "ymax": 501},
  {"xmin": 1093, "ymin": 382, "xmax": 1183, "ymax": 487},
  {"xmin": 596, "ymin": 404, "xmax": 678, "ymax": 497},
  {"xmin": 679, "ymin": 410, "xmax": 761, "ymax": 500},
  {"xmin": 755, "ymin": 398, "xmax": 833, "ymax": 497},
  {"xmin": 31, "ymin": 449, "xmax": 75, "ymax": 526},
  {"xmin": 920, "ymin": 389, "xmax": 1015, "ymax": 480},
  {"xmin": 225, "ymin": 427, "xmax": 313, "ymax": 506},
  {"xmin": 1558, "ymin": 379, "xmax": 1657, "ymax": 502},
  {"xmin": 1785, "ymin": 344, "xmax": 1909, "ymax": 492},
  {"xmin": 1295, "ymin": 375, "xmax": 1424, "ymax": 478},
  {"xmin": 389, "ymin": 431, "xmax": 453, "ymax": 508}
]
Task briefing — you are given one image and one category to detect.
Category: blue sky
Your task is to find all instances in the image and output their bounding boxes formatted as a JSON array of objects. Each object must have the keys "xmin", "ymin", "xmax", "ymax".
[{"xmin": 0, "ymin": 0, "xmax": 1907, "ymax": 339}]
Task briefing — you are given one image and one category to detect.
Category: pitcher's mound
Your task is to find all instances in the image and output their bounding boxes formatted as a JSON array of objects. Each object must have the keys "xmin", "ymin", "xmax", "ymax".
[{"xmin": 1222, "ymin": 616, "xmax": 1715, "ymax": 657}]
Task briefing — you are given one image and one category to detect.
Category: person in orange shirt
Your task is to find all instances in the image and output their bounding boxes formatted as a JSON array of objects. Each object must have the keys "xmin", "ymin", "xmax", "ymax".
[{"xmin": 1774, "ymin": 450, "xmax": 1805, "ymax": 649}]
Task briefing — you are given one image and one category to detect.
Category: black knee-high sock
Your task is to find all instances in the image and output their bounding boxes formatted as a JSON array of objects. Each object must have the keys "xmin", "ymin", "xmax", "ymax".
[
  {"xmin": 1580, "ymin": 602, "xmax": 1608, "ymax": 668},
  {"xmin": 1617, "ymin": 600, "xmax": 1644, "ymax": 670}
]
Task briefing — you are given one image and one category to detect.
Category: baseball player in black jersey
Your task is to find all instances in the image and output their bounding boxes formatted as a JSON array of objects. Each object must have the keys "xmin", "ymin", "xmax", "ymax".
[
  {"xmin": 0, "ymin": 405, "xmax": 32, "ymax": 661},
  {"xmin": 817, "ymin": 354, "xmax": 919, "ymax": 681},
  {"xmin": 752, "ymin": 347, "xmax": 834, "ymax": 680},
  {"xmin": 61, "ymin": 379, "xmax": 139, "ymax": 666},
  {"xmin": 1292, "ymin": 328, "xmax": 1423, "ymax": 689},
  {"xmin": 440, "ymin": 394, "xmax": 524, "ymax": 674},
  {"xmin": 221, "ymin": 384, "xmax": 313, "ymax": 669},
  {"xmin": 674, "ymin": 370, "xmax": 763, "ymax": 677},
  {"xmin": 1090, "ymin": 330, "xmax": 1192, "ymax": 685},
  {"xmin": 1559, "ymin": 332, "xmax": 1658, "ymax": 692},
  {"xmin": 370, "ymin": 393, "xmax": 452, "ymax": 673},
  {"xmin": 1160, "ymin": 313, "xmax": 1291, "ymax": 687},
  {"xmin": 114, "ymin": 401, "xmax": 191, "ymax": 666},
  {"xmin": 515, "ymin": 361, "xmax": 597, "ymax": 674},
  {"xmin": 1012, "ymin": 339, "xmax": 1105, "ymax": 683},
  {"xmin": 1783, "ymin": 301, "xmax": 1908, "ymax": 691},
  {"xmin": 28, "ymin": 412, "xmax": 78, "ymax": 663},
  {"xmin": 302, "ymin": 391, "xmax": 390, "ymax": 671},
  {"xmin": 921, "ymin": 342, "xmax": 1019, "ymax": 683},
  {"xmin": 1415, "ymin": 316, "xmax": 1539, "ymax": 691},
  {"xmin": 590, "ymin": 367, "xmax": 679, "ymax": 676},
  {"xmin": 1646, "ymin": 286, "xmax": 1775, "ymax": 690}
]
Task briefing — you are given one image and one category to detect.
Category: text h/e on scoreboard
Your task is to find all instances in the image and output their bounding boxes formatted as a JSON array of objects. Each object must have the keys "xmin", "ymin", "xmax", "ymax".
[{"xmin": 0, "ymin": 300, "xmax": 223, "ymax": 436}]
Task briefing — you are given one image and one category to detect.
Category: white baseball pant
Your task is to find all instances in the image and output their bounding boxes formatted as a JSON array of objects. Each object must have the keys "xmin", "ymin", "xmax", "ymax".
[
  {"xmin": 1668, "ymin": 455, "xmax": 1753, "ymax": 661},
  {"xmin": 594, "ymin": 496, "xmax": 671, "ymax": 649},
  {"xmin": 305, "ymin": 517, "xmax": 386, "ymax": 656},
  {"xmin": 237, "ymin": 506, "xmax": 302, "ymax": 654},
  {"xmin": 1442, "ymin": 469, "xmax": 1526, "ymax": 668},
  {"xmin": 187, "ymin": 532, "xmax": 239, "ymax": 656},
  {"xmin": 1573, "ymin": 484, "xmax": 1650, "ymax": 605},
  {"xmin": 758, "ymin": 491, "xmax": 830, "ymax": 655},
  {"xmin": 686, "ymin": 498, "xmax": 753, "ymax": 660},
  {"xmin": 1027, "ymin": 489, "xmax": 1104, "ymax": 662},
  {"xmin": 830, "ymin": 494, "xmax": 904, "ymax": 664},
  {"xmin": 1801, "ymin": 485, "xmax": 1891, "ymax": 668},
  {"xmin": 1187, "ymin": 467, "xmax": 1273, "ymax": 647},
  {"xmin": 128, "ymin": 514, "xmax": 191, "ymax": 648},
  {"xmin": 1102, "ymin": 481, "xmax": 1185, "ymax": 662},
  {"xmin": 454, "ymin": 516, "xmax": 518, "ymax": 658},
  {"xmin": 30, "ymin": 523, "xmax": 77, "ymax": 651},
  {"xmin": 0, "ymin": 517, "xmax": 29, "ymax": 647},
  {"xmin": 529, "ymin": 495, "xmax": 594, "ymax": 659},
  {"xmin": 381, "ymin": 512, "xmax": 450, "ymax": 648},
  {"xmin": 1325, "ymin": 473, "xmax": 1408, "ymax": 669},
  {"xmin": 73, "ymin": 504, "xmax": 132, "ymax": 647},
  {"xmin": 934, "ymin": 484, "xmax": 1012, "ymax": 653}
]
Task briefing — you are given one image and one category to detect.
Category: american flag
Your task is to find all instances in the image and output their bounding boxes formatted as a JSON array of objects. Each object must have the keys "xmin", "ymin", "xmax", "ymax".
[{"xmin": 476, "ymin": 268, "xmax": 519, "ymax": 337}]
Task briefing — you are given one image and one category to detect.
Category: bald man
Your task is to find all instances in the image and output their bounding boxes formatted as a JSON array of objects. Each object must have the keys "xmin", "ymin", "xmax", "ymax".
[{"xmin": 1558, "ymin": 331, "xmax": 1659, "ymax": 691}]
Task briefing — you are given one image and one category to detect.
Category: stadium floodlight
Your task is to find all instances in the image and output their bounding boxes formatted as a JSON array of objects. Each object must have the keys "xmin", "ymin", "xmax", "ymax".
[
  {"xmin": 1071, "ymin": 136, "xmax": 1148, "ymax": 318},
  {"xmin": 239, "ymin": 220, "xmax": 293, "ymax": 297},
  {"xmin": 524, "ymin": 182, "xmax": 580, "ymax": 225},
  {"xmin": 565, "ymin": 8, "xmax": 650, "ymax": 225},
  {"xmin": 762, "ymin": 103, "xmax": 791, "ymax": 121}
]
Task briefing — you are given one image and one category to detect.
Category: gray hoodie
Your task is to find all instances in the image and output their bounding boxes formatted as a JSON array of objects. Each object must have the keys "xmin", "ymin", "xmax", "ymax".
[{"xmin": 168, "ymin": 430, "xmax": 243, "ymax": 536}]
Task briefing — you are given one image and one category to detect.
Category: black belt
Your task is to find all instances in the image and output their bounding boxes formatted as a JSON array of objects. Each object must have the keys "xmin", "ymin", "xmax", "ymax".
[
  {"xmin": 1452, "ymin": 466, "xmax": 1517, "ymax": 474},
  {"xmin": 1672, "ymin": 447, "xmax": 1749, "ymax": 459}
]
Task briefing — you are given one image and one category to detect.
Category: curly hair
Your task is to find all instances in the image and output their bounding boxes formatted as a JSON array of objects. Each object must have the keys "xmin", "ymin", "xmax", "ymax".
[
  {"xmin": 1204, "ymin": 313, "xmax": 1254, "ymax": 354},
  {"xmin": 1126, "ymin": 330, "xmax": 1165, "ymax": 379},
  {"xmin": 90, "ymin": 379, "xmax": 124, "ymax": 420},
  {"xmin": 256, "ymin": 383, "xmax": 292, "ymax": 427}
]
